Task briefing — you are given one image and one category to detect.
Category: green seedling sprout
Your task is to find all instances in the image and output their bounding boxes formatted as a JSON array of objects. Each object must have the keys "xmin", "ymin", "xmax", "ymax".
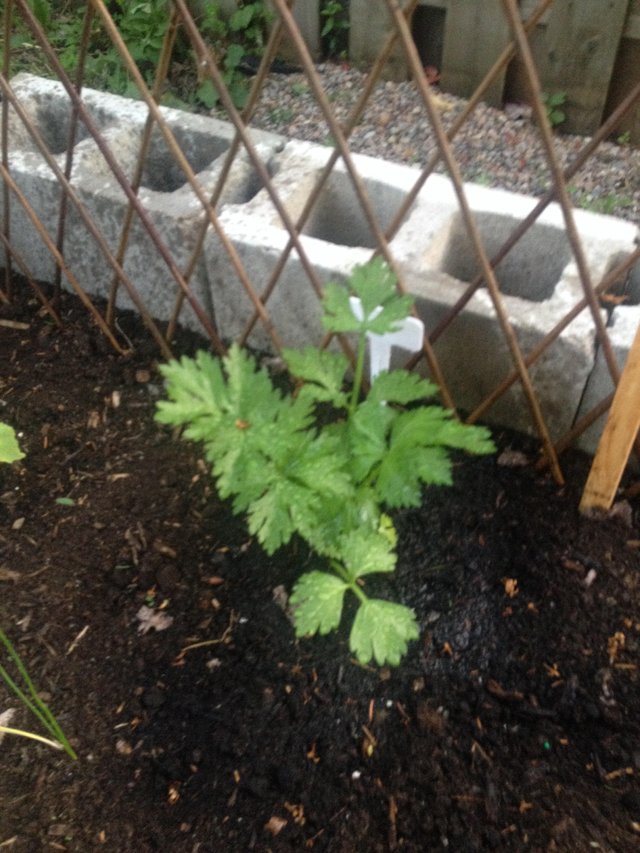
[
  {"xmin": 0, "ymin": 630, "xmax": 77, "ymax": 758},
  {"xmin": 0, "ymin": 423, "xmax": 76, "ymax": 758},
  {"xmin": 0, "ymin": 422, "xmax": 25, "ymax": 464}
]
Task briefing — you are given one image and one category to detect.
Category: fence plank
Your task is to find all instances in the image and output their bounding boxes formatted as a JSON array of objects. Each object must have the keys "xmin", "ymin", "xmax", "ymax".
[
  {"xmin": 533, "ymin": 0, "xmax": 631, "ymax": 135},
  {"xmin": 270, "ymin": 0, "xmax": 320, "ymax": 61},
  {"xmin": 604, "ymin": 0, "xmax": 640, "ymax": 145},
  {"xmin": 440, "ymin": 0, "xmax": 512, "ymax": 106},
  {"xmin": 580, "ymin": 322, "xmax": 640, "ymax": 511},
  {"xmin": 349, "ymin": 0, "xmax": 408, "ymax": 80}
]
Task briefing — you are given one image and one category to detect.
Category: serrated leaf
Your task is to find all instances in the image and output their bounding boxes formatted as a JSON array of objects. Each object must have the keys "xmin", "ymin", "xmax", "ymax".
[
  {"xmin": 283, "ymin": 347, "xmax": 349, "ymax": 407},
  {"xmin": 368, "ymin": 370, "xmax": 439, "ymax": 406},
  {"xmin": 350, "ymin": 257, "xmax": 398, "ymax": 312},
  {"xmin": 394, "ymin": 407, "xmax": 495, "ymax": 454},
  {"xmin": 286, "ymin": 432, "xmax": 352, "ymax": 498},
  {"xmin": 222, "ymin": 344, "xmax": 284, "ymax": 427},
  {"xmin": 377, "ymin": 443, "xmax": 452, "ymax": 507},
  {"xmin": 321, "ymin": 260, "xmax": 413, "ymax": 337},
  {"xmin": 372, "ymin": 407, "xmax": 494, "ymax": 507},
  {"xmin": 321, "ymin": 282, "xmax": 361, "ymax": 334},
  {"xmin": 349, "ymin": 259, "xmax": 414, "ymax": 335},
  {"xmin": 337, "ymin": 528, "xmax": 397, "ymax": 579},
  {"xmin": 156, "ymin": 346, "xmax": 287, "ymax": 439},
  {"xmin": 347, "ymin": 399, "xmax": 395, "ymax": 481},
  {"xmin": 245, "ymin": 432, "xmax": 352, "ymax": 554},
  {"xmin": 350, "ymin": 599, "xmax": 419, "ymax": 666},
  {"xmin": 290, "ymin": 571, "xmax": 348, "ymax": 636},
  {"xmin": 247, "ymin": 476, "xmax": 317, "ymax": 553},
  {"xmin": 0, "ymin": 423, "xmax": 24, "ymax": 464},
  {"xmin": 155, "ymin": 351, "xmax": 224, "ymax": 427}
]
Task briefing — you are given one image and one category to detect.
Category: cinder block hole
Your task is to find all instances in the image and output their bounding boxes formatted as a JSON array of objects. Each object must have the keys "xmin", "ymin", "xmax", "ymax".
[
  {"xmin": 36, "ymin": 102, "xmax": 92, "ymax": 154},
  {"xmin": 604, "ymin": 253, "xmax": 640, "ymax": 305},
  {"xmin": 440, "ymin": 212, "xmax": 572, "ymax": 301},
  {"xmin": 303, "ymin": 173, "xmax": 408, "ymax": 248},
  {"xmin": 141, "ymin": 127, "xmax": 231, "ymax": 192}
]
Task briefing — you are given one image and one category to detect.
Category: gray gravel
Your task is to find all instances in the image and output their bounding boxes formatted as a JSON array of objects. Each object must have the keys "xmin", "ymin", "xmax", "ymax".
[{"xmin": 238, "ymin": 63, "xmax": 640, "ymax": 225}]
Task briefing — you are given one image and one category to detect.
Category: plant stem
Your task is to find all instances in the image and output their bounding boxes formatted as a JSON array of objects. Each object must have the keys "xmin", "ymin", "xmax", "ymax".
[
  {"xmin": 330, "ymin": 559, "xmax": 368, "ymax": 605},
  {"xmin": 0, "ymin": 631, "xmax": 77, "ymax": 759},
  {"xmin": 0, "ymin": 725, "xmax": 65, "ymax": 751},
  {"xmin": 349, "ymin": 330, "xmax": 367, "ymax": 415}
]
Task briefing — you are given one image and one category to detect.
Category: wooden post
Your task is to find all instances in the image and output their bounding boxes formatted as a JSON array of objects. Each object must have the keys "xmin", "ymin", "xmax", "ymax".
[{"xmin": 580, "ymin": 322, "xmax": 640, "ymax": 512}]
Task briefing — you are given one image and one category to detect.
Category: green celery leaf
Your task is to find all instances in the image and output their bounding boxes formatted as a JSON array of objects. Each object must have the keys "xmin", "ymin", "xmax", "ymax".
[
  {"xmin": 322, "ymin": 273, "xmax": 414, "ymax": 337},
  {"xmin": 245, "ymin": 431, "xmax": 351, "ymax": 553},
  {"xmin": 373, "ymin": 408, "xmax": 494, "ymax": 507},
  {"xmin": 350, "ymin": 599, "xmax": 419, "ymax": 666},
  {"xmin": 393, "ymin": 407, "xmax": 495, "ymax": 454},
  {"xmin": 283, "ymin": 347, "xmax": 349, "ymax": 408},
  {"xmin": 302, "ymin": 485, "xmax": 380, "ymax": 560},
  {"xmin": 222, "ymin": 344, "xmax": 284, "ymax": 427},
  {"xmin": 377, "ymin": 443, "xmax": 452, "ymax": 507},
  {"xmin": 248, "ymin": 480, "xmax": 304, "ymax": 554},
  {"xmin": 210, "ymin": 438, "xmax": 275, "ymax": 509},
  {"xmin": 202, "ymin": 417, "xmax": 289, "ymax": 507},
  {"xmin": 321, "ymin": 260, "xmax": 412, "ymax": 336},
  {"xmin": 290, "ymin": 571, "xmax": 348, "ymax": 636},
  {"xmin": 284, "ymin": 436, "xmax": 354, "ymax": 552},
  {"xmin": 274, "ymin": 392, "xmax": 316, "ymax": 437},
  {"xmin": 348, "ymin": 259, "xmax": 414, "ymax": 335},
  {"xmin": 347, "ymin": 399, "xmax": 395, "ymax": 481},
  {"xmin": 247, "ymin": 478, "xmax": 311, "ymax": 552},
  {"xmin": 337, "ymin": 527, "xmax": 397, "ymax": 579},
  {"xmin": 348, "ymin": 257, "xmax": 398, "ymax": 315},
  {"xmin": 156, "ymin": 350, "xmax": 228, "ymax": 428},
  {"xmin": 321, "ymin": 281, "xmax": 362, "ymax": 334},
  {"xmin": 156, "ymin": 345, "xmax": 286, "ymax": 437},
  {"xmin": 285, "ymin": 432, "xmax": 352, "ymax": 498},
  {"xmin": 368, "ymin": 370, "xmax": 439, "ymax": 406}
]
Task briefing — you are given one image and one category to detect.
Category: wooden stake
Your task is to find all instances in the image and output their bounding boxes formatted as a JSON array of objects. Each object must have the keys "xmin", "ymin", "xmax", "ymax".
[{"xmin": 580, "ymin": 323, "xmax": 640, "ymax": 512}]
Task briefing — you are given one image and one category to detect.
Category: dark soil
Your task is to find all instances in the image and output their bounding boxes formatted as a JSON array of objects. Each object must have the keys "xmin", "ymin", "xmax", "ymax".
[{"xmin": 1, "ymin": 283, "xmax": 640, "ymax": 852}]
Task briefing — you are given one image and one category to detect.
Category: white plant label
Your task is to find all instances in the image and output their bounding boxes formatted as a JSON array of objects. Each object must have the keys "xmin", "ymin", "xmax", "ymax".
[{"xmin": 349, "ymin": 296, "xmax": 424, "ymax": 381}]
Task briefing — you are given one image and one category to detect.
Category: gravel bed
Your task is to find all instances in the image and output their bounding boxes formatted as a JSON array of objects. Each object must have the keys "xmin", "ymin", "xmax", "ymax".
[{"xmin": 232, "ymin": 63, "xmax": 640, "ymax": 226}]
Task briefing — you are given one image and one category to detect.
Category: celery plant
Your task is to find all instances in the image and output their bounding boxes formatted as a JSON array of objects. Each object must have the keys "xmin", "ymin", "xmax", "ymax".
[{"xmin": 156, "ymin": 260, "xmax": 494, "ymax": 665}]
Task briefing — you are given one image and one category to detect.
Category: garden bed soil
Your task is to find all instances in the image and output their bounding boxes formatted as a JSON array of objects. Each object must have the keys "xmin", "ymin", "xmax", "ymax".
[{"xmin": 1, "ymin": 284, "xmax": 640, "ymax": 852}]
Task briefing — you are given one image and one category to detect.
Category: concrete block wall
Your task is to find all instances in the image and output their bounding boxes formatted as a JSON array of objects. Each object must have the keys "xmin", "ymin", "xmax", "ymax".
[
  {"xmin": 2, "ymin": 74, "xmax": 284, "ymax": 328},
  {"xmin": 1, "ymin": 73, "xmax": 639, "ymax": 454}
]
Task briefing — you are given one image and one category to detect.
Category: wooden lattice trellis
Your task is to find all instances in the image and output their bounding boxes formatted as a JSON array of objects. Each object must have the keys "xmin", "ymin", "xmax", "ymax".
[{"xmin": 1, "ymin": 0, "xmax": 639, "ymax": 487}]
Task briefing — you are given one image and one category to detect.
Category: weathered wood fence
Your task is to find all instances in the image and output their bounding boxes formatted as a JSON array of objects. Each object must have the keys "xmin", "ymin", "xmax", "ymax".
[{"xmin": 287, "ymin": 0, "xmax": 640, "ymax": 142}]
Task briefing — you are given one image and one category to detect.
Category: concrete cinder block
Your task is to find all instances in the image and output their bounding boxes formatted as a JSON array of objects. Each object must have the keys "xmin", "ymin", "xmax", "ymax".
[
  {"xmin": 204, "ymin": 136, "xmax": 638, "ymax": 442},
  {"xmin": 576, "ymin": 303, "xmax": 640, "ymax": 455},
  {"xmin": 1, "ymin": 73, "xmax": 283, "ymax": 324},
  {"xmin": 204, "ymin": 139, "xmax": 455, "ymax": 349},
  {"xmin": 2, "ymin": 74, "xmax": 639, "ymax": 453},
  {"xmin": 405, "ymin": 182, "xmax": 637, "ymax": 440}
]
